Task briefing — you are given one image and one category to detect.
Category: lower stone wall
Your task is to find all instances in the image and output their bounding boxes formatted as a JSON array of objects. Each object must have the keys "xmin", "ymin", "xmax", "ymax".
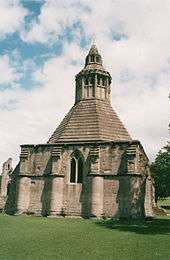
[
  {"xmin": 15, "ymin": 176, "xmax": 91, "ymax": 217},
  {"xmin": 3, "ymin": 142, "xmax": 153, "ymax": 219},
  {"xmin": 16, "ymin": 176, "xmax": 52, "ymax": 216},
  {"xmin": 11, "ymin": 174, "xmax": 148, "ymax": 219},
  {"xmin": 103, "ymin": 175, "xmax": 146, "ymax": 219},
  {"xmin": 63, "ymin": 184, "xmax": 82, "ymax": 216},
  {"xmin": 28, "ymin": 178, "xmax": 50, "ymax": 215},
  {"xmin": 103, "ymin": 178, "xmax": 119, "ymax": 217},
  {"xmin": 116, "ymin": 175, "xmax": 146, "ymax": 219},
  {"xmin": 6, "ymin": 174, "xmax": 149, "ymax": 219}
]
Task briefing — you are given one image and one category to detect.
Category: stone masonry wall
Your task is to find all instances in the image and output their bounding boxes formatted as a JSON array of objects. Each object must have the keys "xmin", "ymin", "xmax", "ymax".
[
  {"xmin": 62, "ymin": 145, "xmax": 91, "ymax": 217},
  {"xmin": 12, "ymin": 141, "xmax": 151, "ymax": 218},
  {"xmin": 103, "ymin": 177, "xmax": 119, "ymax": 217}
]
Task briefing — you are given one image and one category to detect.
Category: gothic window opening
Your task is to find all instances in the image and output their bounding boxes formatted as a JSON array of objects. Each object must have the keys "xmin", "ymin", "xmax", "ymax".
[
  {"xmin": 70, "ymin": 152, "xmax": 84, "ymax": 184},
  {"xmin": 85, "ymin": 78, "xmax": 88, "ymax": 85},
  {"xmin": 97, "ymin": 76, "xmax": 100, "ymax": 85},
  {"xmin": 91, "ymin": 55, "xmax": 95, "ymax": 62},
  {"xmin": 70, "ymin": 158, "xmax": 76, "ymax": 183},
  {"xmin": 89, "ymin": 77, "xmax": 93, "ymax": 85}
]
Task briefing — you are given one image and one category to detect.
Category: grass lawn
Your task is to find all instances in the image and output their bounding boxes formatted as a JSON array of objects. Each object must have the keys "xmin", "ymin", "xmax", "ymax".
[
  {"xmin": 159, "ymin": 197, "xmax": 170, "ymax": 206},
  {"xmin": 0, "ymin": 215, "xmax": 169, "ymax": 260},
  {"xmin": 159, "ymin": 197, "xmax": 170, "ymax": 214}
]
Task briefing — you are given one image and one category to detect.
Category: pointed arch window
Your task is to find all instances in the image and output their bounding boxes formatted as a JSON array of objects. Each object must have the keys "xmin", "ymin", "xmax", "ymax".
[
  {"xmin": 91, "ymin": 55, "xmax": 95, "ymax": 62},
  {"xmin": 70, "ymin": 158, "xmax": 76, "ymax": 183},
  {"xmin": 70, "ymin": 152, "xmax": 83, "ymax": 184},
  {"xmin": 97, "ymin": 76, "xmax": 100, "ymax": 85},
  {"xmin": 89, "ymin": 76, "xmax": 93, "ymax": 85},
  {"xmin": 84, "ymin": 78, "xmax": 88, "ymax": 85}
]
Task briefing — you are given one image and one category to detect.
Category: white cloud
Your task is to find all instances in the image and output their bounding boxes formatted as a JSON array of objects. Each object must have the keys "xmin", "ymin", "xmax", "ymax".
[
  {"xmin": 0, "ymin": 54, "xmax": 20, "ymax": 84},
  {"xmin": 21, "ymin": 0, "xmax": 86, "ymax": 43},
  {"xmin": 0, "ymin": 45, "xmax": 84, "ymax": 169},
  {"xmin": 22, "ymin": 0, "xmax": 170, "ymax": 78},
  {"xmin": 0, "ymin": 0, "xmax": 28, "ymax": 39},
  {"xmin": 113, "ymin": 76, "xmax": 170, "ymax": 160}
]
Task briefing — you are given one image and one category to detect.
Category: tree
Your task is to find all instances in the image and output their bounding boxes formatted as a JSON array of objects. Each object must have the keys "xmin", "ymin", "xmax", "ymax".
[{"xmin": 151, "ymin": 144, "xmax": 170, "ymax": 202}]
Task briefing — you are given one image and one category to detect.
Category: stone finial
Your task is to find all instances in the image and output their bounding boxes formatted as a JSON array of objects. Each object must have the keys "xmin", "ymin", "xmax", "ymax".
[
  {"xmin": 89, "ymin": 44, "xmax": 99, "ymax": 55},
  {"xmin": 85, "ymin": 43, "xmax": 103, "ymax": 67}
]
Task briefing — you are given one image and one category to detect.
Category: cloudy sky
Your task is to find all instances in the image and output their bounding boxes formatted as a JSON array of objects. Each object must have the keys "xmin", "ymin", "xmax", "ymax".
[{"xmin": 0, "ymin": 0, "xmax": 170, "ymax": 169}]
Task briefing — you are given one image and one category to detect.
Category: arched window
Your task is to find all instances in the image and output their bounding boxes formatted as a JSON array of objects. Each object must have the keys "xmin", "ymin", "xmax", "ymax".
[
  {"xmin": 102, "ymin": 78, "xmax": 105, "ymax": 86},
  {"xmin": 91, "ymin": 55, "xmax": 95, "ymax": 62},
  {"xmin": 70, "ymin": 151, "xmax": 84, "ymax": 184},
  {"xmin": 97, "ymin": 76, "xmax": 100, "ymax": 85},
  {"xmin": 89, "ymin": 77, "xmax": 93, "ymax": 85},
  {"xmin": 85, "ymin": 78, "xmax": 88, "ymax": 85},
  {"xmin": 70, "ymin": 158, "xmax": 76, "ymax": 183}
]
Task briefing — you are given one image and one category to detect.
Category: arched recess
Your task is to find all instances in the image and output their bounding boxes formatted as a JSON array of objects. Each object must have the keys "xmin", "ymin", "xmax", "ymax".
[{"xmin": 70, "ymin": 150, "xmax": 84, "ymax": 184}]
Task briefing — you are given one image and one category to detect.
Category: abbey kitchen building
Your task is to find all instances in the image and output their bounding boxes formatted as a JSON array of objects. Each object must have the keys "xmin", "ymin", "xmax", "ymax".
[{"xmin": 3, "ymin": 45, "xmax": 155, "ymax": 218}]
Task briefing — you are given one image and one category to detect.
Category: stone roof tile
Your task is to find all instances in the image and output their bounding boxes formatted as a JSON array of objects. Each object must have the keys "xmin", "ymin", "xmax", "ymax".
[{"xmin": 48, "ymin": 99, "xmax": 131, "ymax": 143}]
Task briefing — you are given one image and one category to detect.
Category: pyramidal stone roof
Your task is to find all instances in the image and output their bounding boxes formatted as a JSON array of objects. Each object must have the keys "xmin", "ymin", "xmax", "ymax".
[
  {"xmin": 48, "ymin": 44, "xmax": 131, "ymax": 144},
  {"xmin": 48, "ymin": 99, "xmax": 131, "ymax": 143}
]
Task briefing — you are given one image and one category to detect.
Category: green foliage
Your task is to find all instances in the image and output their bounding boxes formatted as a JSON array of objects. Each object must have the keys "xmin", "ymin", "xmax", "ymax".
[
  {"xmin": 0, "ymin": 215, "xmax": 169, "ymax": 260},
  {"xmin": 151, "ymin": 144, "xmax": 170, "ymax": 201}
]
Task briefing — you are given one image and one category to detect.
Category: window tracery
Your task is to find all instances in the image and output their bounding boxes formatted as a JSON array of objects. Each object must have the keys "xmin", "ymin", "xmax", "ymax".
[{"xmin": 70, "ymin": 151, "xmax": 83, "ymax": 184}]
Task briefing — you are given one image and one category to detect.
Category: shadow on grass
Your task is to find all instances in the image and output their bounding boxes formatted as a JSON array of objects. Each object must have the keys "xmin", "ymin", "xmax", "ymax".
[
  {"xmin": 161, "ymin": 205, "xmax": 170, "ymax": 210},
  {"xmin": 95, "ymin": 217, "xmax": 170, "ymax": 235}
]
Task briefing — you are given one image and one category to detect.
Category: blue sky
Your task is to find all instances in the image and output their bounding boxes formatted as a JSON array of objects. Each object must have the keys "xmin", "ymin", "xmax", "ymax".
[
  {"xmin": 0, "ymin": 0, "xmax": 170, "ymax": 167},
  {"xmin": 0, "ymin": 1, "xmax": 92, "ymax": 90}
]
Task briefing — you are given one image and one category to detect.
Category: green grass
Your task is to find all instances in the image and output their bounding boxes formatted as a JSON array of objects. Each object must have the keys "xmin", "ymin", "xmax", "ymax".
[
  {"xmin": 159, "ymin": 197, "xmax": 170, "ymax": 214},
  {"xmin": 159, "ymin": 197, "xmax": 170, "ymax": 206},
  {"xmin": 0, "ymin": 215, "xmax": 169, "ymax": 260}
]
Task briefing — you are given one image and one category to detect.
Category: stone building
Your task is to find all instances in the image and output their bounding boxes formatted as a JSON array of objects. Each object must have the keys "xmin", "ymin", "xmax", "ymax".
[
  {"xmin": 0, "ymin": 158, "xmax": 12, "ymax": 210},
  {"xmin": 4, "ymin": 44, "xmax": 154, "ymax": 218}
]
